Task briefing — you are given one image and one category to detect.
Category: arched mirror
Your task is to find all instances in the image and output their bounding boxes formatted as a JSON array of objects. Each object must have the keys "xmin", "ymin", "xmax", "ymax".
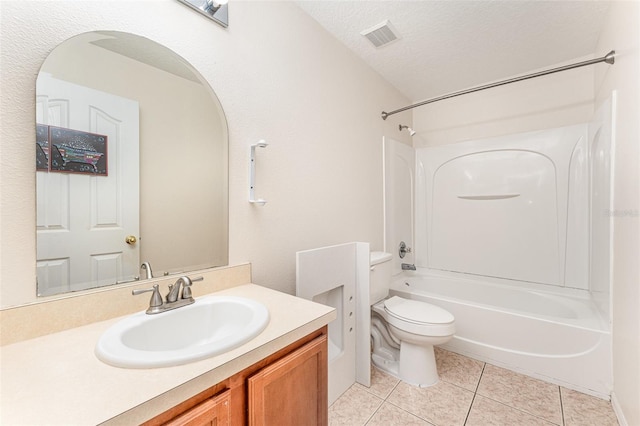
[{"xmin": 35, "ymin": 31, "xmax": 228, "ymax": 297}]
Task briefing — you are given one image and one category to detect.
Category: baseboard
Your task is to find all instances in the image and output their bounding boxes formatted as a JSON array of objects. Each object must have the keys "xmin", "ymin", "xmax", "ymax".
[{"xmin": 611, "ymin": 391, "xmax": 628, "ymax": 426}]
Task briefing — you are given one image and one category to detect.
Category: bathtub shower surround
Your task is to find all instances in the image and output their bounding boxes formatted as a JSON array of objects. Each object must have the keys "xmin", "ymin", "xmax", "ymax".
[
  {"xmin": 384, "ymin": 98, "xmax": 615, "ymax": 397},
  {"xmin": 415, "ymin": 96, "xmax": 615, "ymax": 293},
  {"xmin": 416, "ymin": 123, "xmax": 598, "ymax": 288},
  {"xmin": 383, "ymin": 138, "xmax": 415, "ymax": 274}
]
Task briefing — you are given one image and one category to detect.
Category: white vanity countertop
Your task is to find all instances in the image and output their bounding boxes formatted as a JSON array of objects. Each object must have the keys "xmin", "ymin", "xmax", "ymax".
[{"xmin": 0, "ymin": 284, "xmax": 336, "ymax": 425}]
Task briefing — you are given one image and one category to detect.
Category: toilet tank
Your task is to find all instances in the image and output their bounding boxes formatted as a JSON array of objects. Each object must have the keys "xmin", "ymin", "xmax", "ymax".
[{"xmin": 370, "ymin": 252, "xmax": 393, "ymax": 305}]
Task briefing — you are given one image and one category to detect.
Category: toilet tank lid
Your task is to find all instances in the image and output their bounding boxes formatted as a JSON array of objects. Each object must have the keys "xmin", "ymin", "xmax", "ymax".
[
  {"xmin": 370, "ymin": 252, "xmax": 392, "ymax": 266},
  {"xmin": 384, "ymin": 296, "xmax": 454, "ymax": 325}
]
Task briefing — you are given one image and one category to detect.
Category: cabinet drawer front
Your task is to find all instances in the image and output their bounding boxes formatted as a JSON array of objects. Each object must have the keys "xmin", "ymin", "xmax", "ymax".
[
  {"xmin": 248, "ymin": 334, "xmax": 328, "ymax": 426},
  {"xmin": 165, "ymin": 389, "xmax": 231, "ymax": 426}
]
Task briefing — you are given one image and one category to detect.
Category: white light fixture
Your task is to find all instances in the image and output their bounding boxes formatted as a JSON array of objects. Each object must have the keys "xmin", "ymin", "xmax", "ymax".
[
  {"xmin": 177, "ymin": 0, "xmax": 229, "ymax": 28},
  {"xmin": 203, "ymin": 0, "xmax": 228, "ymax": 13}
]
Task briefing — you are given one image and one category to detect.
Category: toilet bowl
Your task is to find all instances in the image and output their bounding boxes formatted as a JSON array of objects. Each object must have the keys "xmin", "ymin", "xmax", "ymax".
[
  {"xmin": 369, "ymin": 252, "xmax": 455, "ymax": 387},
  {"xmin": 372, "ymin": 296, "xmax": 455, "ymax": 386}
]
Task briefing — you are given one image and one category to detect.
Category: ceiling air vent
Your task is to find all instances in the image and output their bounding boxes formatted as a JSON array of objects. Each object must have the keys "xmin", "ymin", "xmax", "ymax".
[{"xmin": 361, "ymin": 20, "xmax": 401, "ymax": 48}]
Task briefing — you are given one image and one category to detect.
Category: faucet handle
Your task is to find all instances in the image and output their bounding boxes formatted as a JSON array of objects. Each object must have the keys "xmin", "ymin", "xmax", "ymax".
[
  {"xmin": 132, "ymin": 284, "xmax": 163, "ymax": 308},
  {"xmin": 399, "ymin": 241, "xmax": 412, "ymax": 259},
  {"xmin": 181, "ymin": 276, "xmax": 203, "ymax": 300}
]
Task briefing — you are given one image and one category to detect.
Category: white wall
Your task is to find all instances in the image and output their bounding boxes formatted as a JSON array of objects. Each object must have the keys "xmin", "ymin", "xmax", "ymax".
[
  {"xmin": 412, "ymin": 57, "xmax": 595, "ymax": 147},
  {"xmin": 0, "ymin": 0, "xmax": 411, "ymax": 308},
  {"xmin": 595, "ymin": 2, "xmax": 640, "ymax": 425}
]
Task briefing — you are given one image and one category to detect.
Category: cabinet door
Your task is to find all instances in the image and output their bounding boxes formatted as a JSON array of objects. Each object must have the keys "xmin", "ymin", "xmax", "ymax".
[
  {"xmin": 164, "ymin": 389, "xmax": 230, "ymax": 426},
  {"xmin": 248, "ymin": 334, "xmax": 328, "ymax": 426}
]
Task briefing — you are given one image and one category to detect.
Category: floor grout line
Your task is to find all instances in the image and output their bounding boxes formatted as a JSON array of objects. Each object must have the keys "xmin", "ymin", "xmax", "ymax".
[
  {"xmin": 559, "ymin": 386, "xmax": 566, "ymax": 426},
  {"xmin": 383, "ymin": 399, "xmax": 437, "ymax": 425},
  {"xmin": 474, "ymin": 394, "xmax": 564, "ymax": 426},
  {"xmin": 462, "ymin": 361, "xmax": 486, "ymax": 425},
  {"xmin": 362, "ymin": 397, "xmax": 385, "ymax": 426},
  {"xmin": 475, "ymin": 361, "xmax": 487, "ymax": 393}
]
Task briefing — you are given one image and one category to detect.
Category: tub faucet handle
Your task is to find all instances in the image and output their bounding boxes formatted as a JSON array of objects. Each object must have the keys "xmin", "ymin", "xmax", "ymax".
[{"xmin": 399, "ymin": 241, "xmax": 412, "ymax": 259}]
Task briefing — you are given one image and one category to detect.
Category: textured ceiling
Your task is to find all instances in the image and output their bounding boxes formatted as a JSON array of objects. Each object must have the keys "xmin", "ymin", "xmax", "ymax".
[{"xmin": 296, "ymin": 1, "xmax": 611, "ymax": 103}]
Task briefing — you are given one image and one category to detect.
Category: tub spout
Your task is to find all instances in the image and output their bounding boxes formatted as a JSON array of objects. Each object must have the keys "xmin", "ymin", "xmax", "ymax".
[{"xmin": 401, "ymin": 263, "xmax": 416, "ymax": 271}]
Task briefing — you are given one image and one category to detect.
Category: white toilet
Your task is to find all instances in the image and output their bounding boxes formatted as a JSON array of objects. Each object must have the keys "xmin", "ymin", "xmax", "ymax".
[{"xmin": 370, "ymin": 252, "xmax": 455, "ymax": 387}]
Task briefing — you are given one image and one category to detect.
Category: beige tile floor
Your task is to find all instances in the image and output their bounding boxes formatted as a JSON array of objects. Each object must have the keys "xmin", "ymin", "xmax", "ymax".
[{"xmin": 329, "ymin": 348, "xmax": 619, "ymax": 426}]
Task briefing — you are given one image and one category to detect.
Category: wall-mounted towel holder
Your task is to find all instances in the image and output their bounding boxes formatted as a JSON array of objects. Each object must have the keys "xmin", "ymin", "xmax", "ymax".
[{"xmin": 249, "ymin": 140, "xmax": 268, "ymax": 206}]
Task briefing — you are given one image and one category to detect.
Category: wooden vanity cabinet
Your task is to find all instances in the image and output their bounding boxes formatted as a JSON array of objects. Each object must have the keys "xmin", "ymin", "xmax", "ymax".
[
  {"xmin": 247, "ymin": 332, "xmax": 327, "ymax": 425},
  {"xmin": 164, "ymin": 389, "xmax": 231, "ymax": 426},
  {"xmin": 143, "ymin": 326, "xmax": 328, "ymax": 426}
]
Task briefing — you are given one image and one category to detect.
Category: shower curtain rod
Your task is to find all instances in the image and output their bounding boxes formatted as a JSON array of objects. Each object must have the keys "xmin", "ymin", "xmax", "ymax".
[{"xmin": 381, "ymin": 50, "xmax": 616, "ymax": 120}]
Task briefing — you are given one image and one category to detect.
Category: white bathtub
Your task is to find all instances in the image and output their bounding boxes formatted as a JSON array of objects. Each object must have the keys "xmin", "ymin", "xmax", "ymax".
[{"xmin": 390, "ymin": 270, "xmax": 612, "ymax": 398}]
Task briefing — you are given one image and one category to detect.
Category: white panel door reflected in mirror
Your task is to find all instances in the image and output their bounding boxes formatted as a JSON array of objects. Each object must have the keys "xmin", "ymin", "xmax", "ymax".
[{"xmin": 35, "ymin": 31, "xmax": 228, "ymax": 297}]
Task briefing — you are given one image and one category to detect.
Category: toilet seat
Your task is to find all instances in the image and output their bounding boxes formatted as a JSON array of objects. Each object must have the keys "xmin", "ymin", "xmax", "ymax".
[
  {"xmin": 374, "ymin": 296, "xmax": 455, "ymax": 337},
  {"xmin": 383, "ymin": 296, "xmax": 454, "ymax": 325}
]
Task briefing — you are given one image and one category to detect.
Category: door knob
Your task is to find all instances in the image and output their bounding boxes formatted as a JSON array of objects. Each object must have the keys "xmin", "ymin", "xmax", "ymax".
[{"xmin": 125, "ymin": 235, "xmax": 138, "ymax": 245}]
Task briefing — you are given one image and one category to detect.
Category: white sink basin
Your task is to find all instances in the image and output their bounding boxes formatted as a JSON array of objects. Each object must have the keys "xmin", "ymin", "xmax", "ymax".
[{"xmin": 95, "ymin": 295, "xmax": 269, "ymax": 368}]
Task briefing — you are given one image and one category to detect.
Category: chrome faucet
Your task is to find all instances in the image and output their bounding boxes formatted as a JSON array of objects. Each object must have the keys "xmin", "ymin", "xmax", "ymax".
[
  {"xmin": 140, "ymin": 262, "xmax": 153, "ymax": 279},
  {"xmin": 399, "ymin": 241, "xmax": 412, "ymax": 259},
  {"xmin": 133, "ymin": 275, "xmax": 203, "ymax": 314},
  {"xmin": 166, "ymin": 276, "xmax": 198, "ymax": 303},
  {"xmin": 401, "ymin": 263, "xmax": 416, "ymax": 271}
]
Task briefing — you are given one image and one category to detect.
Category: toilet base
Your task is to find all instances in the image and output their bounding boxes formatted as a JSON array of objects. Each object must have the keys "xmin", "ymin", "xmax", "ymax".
[
  {"xmin": 371, "ymin": 352, "xmax": 400, "ymax": 378},
  {"xmin": 371, "ymin": 343, "xmax": 440, "ymax": 388},
  {"xmin": 399, "ymin": 342, "xmax": 439, "ymax": 387}
]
